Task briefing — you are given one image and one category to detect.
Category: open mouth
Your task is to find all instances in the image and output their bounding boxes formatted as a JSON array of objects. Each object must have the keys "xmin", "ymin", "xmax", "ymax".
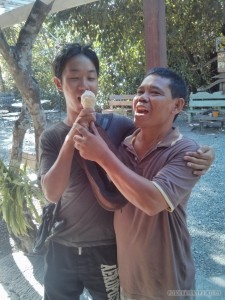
[
  {"xmin": 78, "ymin": 96, "xmax": 81, "ymax": 103},
  {"xmin": 135, "ymin": 106, "xmax": 149, "ymax": 115}
]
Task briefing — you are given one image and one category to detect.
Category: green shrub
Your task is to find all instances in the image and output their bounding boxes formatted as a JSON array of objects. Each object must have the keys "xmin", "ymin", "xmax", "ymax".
[{"xmin": 0, "ymin": 159, "xmax": 44, "ymax": 236}]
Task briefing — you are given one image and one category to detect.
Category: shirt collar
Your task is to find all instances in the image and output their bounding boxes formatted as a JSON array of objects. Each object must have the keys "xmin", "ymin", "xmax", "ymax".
[{"xmin": 123, "ymin": 127, "xmax": 183, "ymax": 150}]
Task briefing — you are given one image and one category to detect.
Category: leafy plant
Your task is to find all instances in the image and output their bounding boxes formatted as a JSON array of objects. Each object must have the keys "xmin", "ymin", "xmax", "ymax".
[{"xmin": 0, "ymin": 158, "xmax": 45, "ymax": 236}]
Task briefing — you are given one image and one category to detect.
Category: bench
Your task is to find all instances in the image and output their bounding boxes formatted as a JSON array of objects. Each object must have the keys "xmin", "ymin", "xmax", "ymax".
[
  {"xmin": 197, "ymin": 115, "xmax": 225, "ymax": 131},
  {"xmin": 104, "ymin": 94, "xmax": 135, "ymax": 115},
  {"xmin": 188, "ymin": 91, "xmax": 225, "ymax": 122}
]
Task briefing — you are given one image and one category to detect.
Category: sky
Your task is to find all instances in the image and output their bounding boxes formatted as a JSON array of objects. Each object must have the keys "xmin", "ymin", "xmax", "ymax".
[{"xmin": 0, "ymin": 0, "xmax": 34, "ymax": 15}]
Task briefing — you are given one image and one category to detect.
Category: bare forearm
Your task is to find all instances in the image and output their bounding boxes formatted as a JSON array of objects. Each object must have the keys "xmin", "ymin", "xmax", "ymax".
[
  {"xmin": 74, "ymin": 123, "xmax": 167, "ymax": 215},
  {"xmin": 97, "ymin": 151, "xmax": 167, "ymax": 216},
  {"xmin": 42, "ymin": 139, "xmax": 75, "ymax": 203}
]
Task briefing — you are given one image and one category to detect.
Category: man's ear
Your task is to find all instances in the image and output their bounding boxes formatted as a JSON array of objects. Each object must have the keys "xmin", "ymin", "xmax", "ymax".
[
  {"xmin": 173, "ymin": 98, "xmax": 185, "ymax": 114},
  {"xmin": 54, "ymin": 77, "xmax": 63, "ymax": 92}
]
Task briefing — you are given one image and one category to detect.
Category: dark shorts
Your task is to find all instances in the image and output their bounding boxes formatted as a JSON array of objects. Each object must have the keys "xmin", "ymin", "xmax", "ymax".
[{"xmin": 44, "ymin": 241, "xmax": 119, "ymax": 300}]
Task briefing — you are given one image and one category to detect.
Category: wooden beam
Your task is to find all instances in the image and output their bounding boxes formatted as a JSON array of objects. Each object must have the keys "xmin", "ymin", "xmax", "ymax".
[
  {"xmin": 143, "ymin": 0, "xmax": 167, "ymax": 70},
  {"xmin": 0, "ymin": 0, "xmax": 99, "ymax": 28}
]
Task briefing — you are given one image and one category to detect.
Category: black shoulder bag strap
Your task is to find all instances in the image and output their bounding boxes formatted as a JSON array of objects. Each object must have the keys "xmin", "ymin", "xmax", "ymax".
[
  {"xmin": 98, "ymin": 112, "xmax": 113, "ymax": 131},
  {"xmin": 80, "ymin": 113, "xmax": 128, "ymax": 211}
]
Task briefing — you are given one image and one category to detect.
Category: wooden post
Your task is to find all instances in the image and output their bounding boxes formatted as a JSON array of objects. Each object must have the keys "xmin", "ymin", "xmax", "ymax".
[{"xmin": 143, "ymin": 0, "xmax": 167, "ymax": 70}]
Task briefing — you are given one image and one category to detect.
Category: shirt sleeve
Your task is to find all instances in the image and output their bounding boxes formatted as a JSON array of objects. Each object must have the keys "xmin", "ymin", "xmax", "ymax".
[
  {"xmin": 38, "ymin": 129, "xmax": 62, "ymax": 180},
  {"xmin": 151, "ymin": 138, "xmax": 200, "ymax": 212}
]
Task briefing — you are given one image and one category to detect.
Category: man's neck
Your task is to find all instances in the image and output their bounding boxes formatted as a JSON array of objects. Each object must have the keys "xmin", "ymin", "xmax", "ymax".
[{"xmin": 133, "ymin": 126, "xmax": 172, "ymax": 159}]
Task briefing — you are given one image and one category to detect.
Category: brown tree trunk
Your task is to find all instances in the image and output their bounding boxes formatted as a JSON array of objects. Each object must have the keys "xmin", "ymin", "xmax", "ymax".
[
  {"xmin": 10, "ymin": 106, "xmax": 30, "ymax": 165},
  {"xmin": 0, "ymin": 0, "xmax": 54, "ymax": 253},
  {"xmin": 0, "ymin": 0, "xmax": 53, "ymax": 163},
  {"xmin": 0, "ymin": 65, "xmax": 5, "ymax": 92}
]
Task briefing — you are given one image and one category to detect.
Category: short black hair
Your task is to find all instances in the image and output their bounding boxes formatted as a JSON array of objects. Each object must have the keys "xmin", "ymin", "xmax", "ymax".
[
  {"xmin": 52, "ymin": 43, "xmax": 100, "ymax": 79},
  {"xmin": 145, "ymin": 67, "xmax": 187, "ymax": 101}
]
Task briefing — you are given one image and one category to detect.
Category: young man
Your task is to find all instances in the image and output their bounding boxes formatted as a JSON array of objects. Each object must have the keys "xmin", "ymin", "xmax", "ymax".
[
  {"xmin": 39, "ymin": 43, "xmax": 134, "ymax": 300},
  {"xmin": 74, "ymin": 67, "xmax": 210, "ymax": 299},
  {"xmin": 39, "ymin": 43, "xmax": 213, "ymax": 300}
]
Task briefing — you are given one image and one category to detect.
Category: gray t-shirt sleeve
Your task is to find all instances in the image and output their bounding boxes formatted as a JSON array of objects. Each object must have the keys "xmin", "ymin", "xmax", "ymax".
[{"xmin": 38, "ymin": 122, "xmax": 69, "ymax": 180}]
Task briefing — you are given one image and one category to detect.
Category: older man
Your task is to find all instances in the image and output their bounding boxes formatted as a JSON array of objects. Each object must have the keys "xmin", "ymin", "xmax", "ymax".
[{"xmin": 74, "ymin": 67, "xmax": 207, "ymax": 299}]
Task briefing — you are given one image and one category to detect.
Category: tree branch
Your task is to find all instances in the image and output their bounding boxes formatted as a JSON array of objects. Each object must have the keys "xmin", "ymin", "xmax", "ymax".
[
  {"xmin": 0, "ymin": 28, "xmax": 12, "ymax": 61},
  {"xmin": 16, "ymin": 0, "xmax": 55, "ymax": 52}
]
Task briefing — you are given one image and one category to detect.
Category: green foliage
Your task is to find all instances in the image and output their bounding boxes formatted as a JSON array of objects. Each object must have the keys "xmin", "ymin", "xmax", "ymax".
[
  {"xmin": 0, "ymin": 159, "xmax": 44, "ymax": 236},
  {"xmin": 45, "ymin": 0, "xmax": 146, "ymax": 107},
  {"xmin": 166, "ymin": 0, "xmax": 225, "ymax": 91},
  {"xmin": 0, "ymin": 26, "xmax": 23, "ymax": 96},
  {"xmin": 46, "ymin": 0, "xmax": 225, "ymax": 101},
  {"xmin": 1, "ymin": 0, "xmax": 225, "ymax": 105}
]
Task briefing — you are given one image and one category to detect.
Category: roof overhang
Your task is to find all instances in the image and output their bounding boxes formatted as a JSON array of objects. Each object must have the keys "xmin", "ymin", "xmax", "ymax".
[{"xmin": 0, "ymin": 0, "xmax": 99, "ymax": 29}]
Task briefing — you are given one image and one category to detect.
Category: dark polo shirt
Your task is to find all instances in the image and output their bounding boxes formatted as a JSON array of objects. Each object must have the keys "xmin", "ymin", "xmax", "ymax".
[{"xmin": 115, "ymin": 127, "xmax": 199, "ymax": 300}]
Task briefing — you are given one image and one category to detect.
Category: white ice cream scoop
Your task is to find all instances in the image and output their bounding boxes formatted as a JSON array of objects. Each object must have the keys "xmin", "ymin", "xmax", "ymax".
[{"xmin": 81, "ymin": 90, "xmax": 96, "ymax": 109}]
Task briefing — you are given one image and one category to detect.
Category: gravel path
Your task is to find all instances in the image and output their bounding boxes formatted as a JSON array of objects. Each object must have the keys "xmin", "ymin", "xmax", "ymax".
[
  {"xmin": 175, "ymin": 115, "xmax": 225, "ymax": 297},
  {"xmin": 0, "ymin": 114, "xmax": 225, "ymax": 299}
]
